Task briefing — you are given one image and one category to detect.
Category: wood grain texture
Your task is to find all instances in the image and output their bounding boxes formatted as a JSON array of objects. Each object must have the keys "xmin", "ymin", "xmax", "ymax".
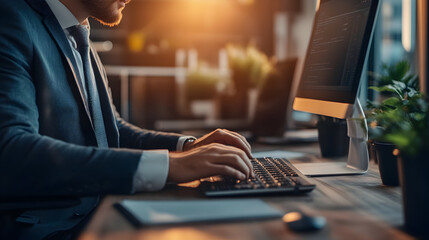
[{"xmin": 80, "ymin": 143, "xmax": 415, "ymax": 240}]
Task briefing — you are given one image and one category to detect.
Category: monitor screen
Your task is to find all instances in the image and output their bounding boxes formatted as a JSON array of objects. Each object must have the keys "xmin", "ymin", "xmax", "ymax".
[{"xmin": 296, "ymin": 0, "xmax": 379, "ymax": 104}]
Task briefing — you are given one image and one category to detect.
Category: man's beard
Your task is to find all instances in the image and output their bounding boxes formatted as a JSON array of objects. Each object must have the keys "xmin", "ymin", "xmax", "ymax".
[{"xmin": 81, "ymin": 0, "xmax": 124, "ymax": 27}]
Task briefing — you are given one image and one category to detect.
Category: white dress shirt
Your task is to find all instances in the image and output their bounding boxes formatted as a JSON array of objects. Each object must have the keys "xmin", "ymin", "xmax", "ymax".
[{"xmin": 45, "ymin": 0, "xmax": 193, "ymax": 192}]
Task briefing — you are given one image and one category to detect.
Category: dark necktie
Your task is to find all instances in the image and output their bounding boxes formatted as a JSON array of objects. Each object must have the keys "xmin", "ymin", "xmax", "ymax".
[{"xmin": 67, "ymin": 25, "xmax": 109, "ymax": 148}]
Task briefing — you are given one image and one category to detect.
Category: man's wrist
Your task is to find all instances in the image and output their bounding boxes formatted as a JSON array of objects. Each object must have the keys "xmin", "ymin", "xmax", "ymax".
[
  {"xmin": 183, "ymin": 137, "xmax": 196, "ymax": 151},
  {"xmin": 176, "ymin": 136, "xmax": 197, "ymax": 151}
]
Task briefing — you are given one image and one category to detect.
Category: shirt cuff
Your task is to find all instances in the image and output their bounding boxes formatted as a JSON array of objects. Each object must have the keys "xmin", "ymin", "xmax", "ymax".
[
  {"xmin": 132, "ymin": 150, "xmax": 169, "ymax": 192},
  {"xmin": 176, "ymin": 136, "xmax": 196, "ymax": 152}
]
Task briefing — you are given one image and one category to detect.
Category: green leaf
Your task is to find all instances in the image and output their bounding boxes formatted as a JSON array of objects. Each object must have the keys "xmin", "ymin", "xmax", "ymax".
[
  {"xmin": 370, "ymin": 85, "xmax": 403, "ymax": 98},
  {"xmin": 390, "ymin": 60, "xmax": 410, "ymax": 80},
  {"xmin": 367, "ymin": 60, "xmax": 429, "ymax": 156},
  {"xmin": 369, "ymin": 86, "xmax": 394, "ymax": 93},
  {"xmin": 392, "ymin": 80, "xmax": 406, "ymax": 91},
  {"xmin": 382, "ymin": 97, "xmax": 401, "ymax": 107}
]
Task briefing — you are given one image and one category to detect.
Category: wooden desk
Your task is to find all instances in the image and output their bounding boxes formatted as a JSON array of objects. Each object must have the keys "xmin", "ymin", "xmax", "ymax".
[{"xmin": 80, "ymin": 143, "xmax": 415, "ymax": 240}]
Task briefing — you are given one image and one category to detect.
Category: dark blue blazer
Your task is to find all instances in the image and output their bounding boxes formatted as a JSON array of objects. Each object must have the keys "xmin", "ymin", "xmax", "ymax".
[{"xmin": 0, "ymin": 0, "xmax": 181, "ymax": 238}]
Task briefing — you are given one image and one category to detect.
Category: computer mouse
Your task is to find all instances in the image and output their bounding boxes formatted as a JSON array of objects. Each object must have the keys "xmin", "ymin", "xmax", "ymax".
[{"xmin": 282, "ymin": 211, "xmax": 326, "ymax": 232}]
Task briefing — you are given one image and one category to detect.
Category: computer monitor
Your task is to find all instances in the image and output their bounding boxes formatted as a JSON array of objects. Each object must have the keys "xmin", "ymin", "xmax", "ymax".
[
  {"xmin": 292, "ymin": 0, "xmax": 380, "ymax": 176},
  {"xmin": 294, "ymin": 0, "xmax": 379, "ymax": 118}
]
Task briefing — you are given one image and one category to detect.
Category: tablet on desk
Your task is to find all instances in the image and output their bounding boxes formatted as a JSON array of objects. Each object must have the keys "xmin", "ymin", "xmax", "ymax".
[{"xmin": 115, "ymin": 199, "xmax": 283, "ymax": 227}]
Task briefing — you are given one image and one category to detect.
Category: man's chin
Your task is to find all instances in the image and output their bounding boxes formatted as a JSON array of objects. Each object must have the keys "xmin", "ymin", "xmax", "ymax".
[{"xmin": 92, "ymin": 14, "xmax": 123, "ymax": 27}]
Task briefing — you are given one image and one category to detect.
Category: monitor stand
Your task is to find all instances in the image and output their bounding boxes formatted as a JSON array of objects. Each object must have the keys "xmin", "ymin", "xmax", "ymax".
[{"xmin": 294, "ymin": 99, "xmax": 369, "ymax": 176}]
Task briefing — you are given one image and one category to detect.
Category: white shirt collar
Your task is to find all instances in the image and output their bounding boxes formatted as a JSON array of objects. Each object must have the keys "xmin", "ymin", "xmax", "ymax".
[{"xmin": 45, "ymin": 0, "xmax": 82, "ymax": 29}]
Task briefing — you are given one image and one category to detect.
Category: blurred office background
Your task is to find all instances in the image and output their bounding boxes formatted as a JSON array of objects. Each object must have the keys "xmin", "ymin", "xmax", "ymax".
[{"xmin": 88, "ymin": 0, "xmax": 417, "ymax": 136}]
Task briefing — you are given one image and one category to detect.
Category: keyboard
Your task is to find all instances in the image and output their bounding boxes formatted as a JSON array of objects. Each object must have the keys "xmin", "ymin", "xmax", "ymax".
[{"xmin": 200, "ymin": 157, "xmax": 316, "ymax": 197}]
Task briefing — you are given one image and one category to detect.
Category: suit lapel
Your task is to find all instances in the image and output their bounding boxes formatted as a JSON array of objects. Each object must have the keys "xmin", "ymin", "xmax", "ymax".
[{"xmin": 25, "ymin": 0, "xmax": 95, "ymax": 131}]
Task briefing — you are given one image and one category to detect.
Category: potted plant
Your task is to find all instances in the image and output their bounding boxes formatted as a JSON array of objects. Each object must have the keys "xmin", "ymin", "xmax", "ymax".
[
  {"xmin": 379, "ymin": 91, "xmax": 429, "ymax": 237},
  {"xmin": 369, "ymin": 60, "xmax": 419, "ymax": 93},
  {"xmin": 185, "ymin": 62, "xmax": 225, "ymax": 118},
  {"xmin": 222, "ymin": 44, "xmax": 273, "ymax": 119},
  {"xmin": 186, "ymin": 62, "xmax": 222, "ymax": 101},
  {"xmin": 226, "ymin": 44, "xmax": 273, "ymax": 90},
  {"xmin": 366, "ymin": 60, "xmax": 419, "ymax": 186}
]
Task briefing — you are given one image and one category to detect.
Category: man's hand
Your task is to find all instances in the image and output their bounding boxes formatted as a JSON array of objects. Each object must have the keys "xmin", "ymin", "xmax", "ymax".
[
  {"xmin": 168, "ymin": 142, "xmax": 255, "ymax": 184},
  {"xmin": 183, "ymin": 129, "xmax": 253, "ymax": 158}
]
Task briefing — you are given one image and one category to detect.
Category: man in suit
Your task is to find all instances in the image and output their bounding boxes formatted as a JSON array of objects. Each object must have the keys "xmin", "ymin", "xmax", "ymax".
[{"xmin": 0, "ymin": 0, "xmax": 254, "ymax": 238}]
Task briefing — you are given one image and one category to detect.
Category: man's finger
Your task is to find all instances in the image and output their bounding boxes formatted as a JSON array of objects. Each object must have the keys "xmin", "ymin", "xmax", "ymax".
[
  {"xmin": 223, "ymin": 129, "xmax": 252, "ymax": 152},
  {"xmin": 207, "ymin": 143, "xmax": 254, "ymax": 178},
  {"xmin": 209, "ymin": 152, "xmax": 251, "ymax": 179},
  {"xmin": 207, "ymin": 163, "xmax": 247, "ymax": 180},
  {"xmin": 224, "ymin": 146, "xmax": 254, "ymax": 178},
  {"xmin": 215, "ymin": 129, "xmax": 253, "ymax": 158}
]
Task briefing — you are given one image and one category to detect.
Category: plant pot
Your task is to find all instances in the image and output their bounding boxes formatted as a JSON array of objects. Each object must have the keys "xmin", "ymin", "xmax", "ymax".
[
  {"xmin": 317, "ymin": 118, "xmax": 349, "ymax": 158},
  {"xmin": 216, "ymin": 91, "xmax": 249, "ymax": 119},
  {"xmin": 372, "ymin": 142, "xmax": 399, "ymax": 186},
  {"xmin": 231, "ymin": 68, "xmax": 251, "ymax": 91},
  {"xmin": 398, "ymin": 153, "xmax": 429, "ymax": 237},
  {"xmin": 216, "ymin": 69, "xmax": 251, "ymax": 119}
]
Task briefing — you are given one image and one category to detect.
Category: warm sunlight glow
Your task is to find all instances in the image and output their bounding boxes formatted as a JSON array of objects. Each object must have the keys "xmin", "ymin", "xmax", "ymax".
[
  {"xmin": 139, "ymin": 228, "xmax": 225, "ymax": 240},
  {"xmin": 237, "ymin": 0, "xmax": 254, "ymax": 5}
]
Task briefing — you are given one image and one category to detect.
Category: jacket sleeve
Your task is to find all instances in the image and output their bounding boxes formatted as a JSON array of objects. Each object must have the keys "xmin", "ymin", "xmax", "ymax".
[
  {"xmin": 116, "ymin": 117, "xmax": 182, "ymax": 151},
  {"xmin": 0, "ymin": 3, "xmax": 142, "ymax": 198}
]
